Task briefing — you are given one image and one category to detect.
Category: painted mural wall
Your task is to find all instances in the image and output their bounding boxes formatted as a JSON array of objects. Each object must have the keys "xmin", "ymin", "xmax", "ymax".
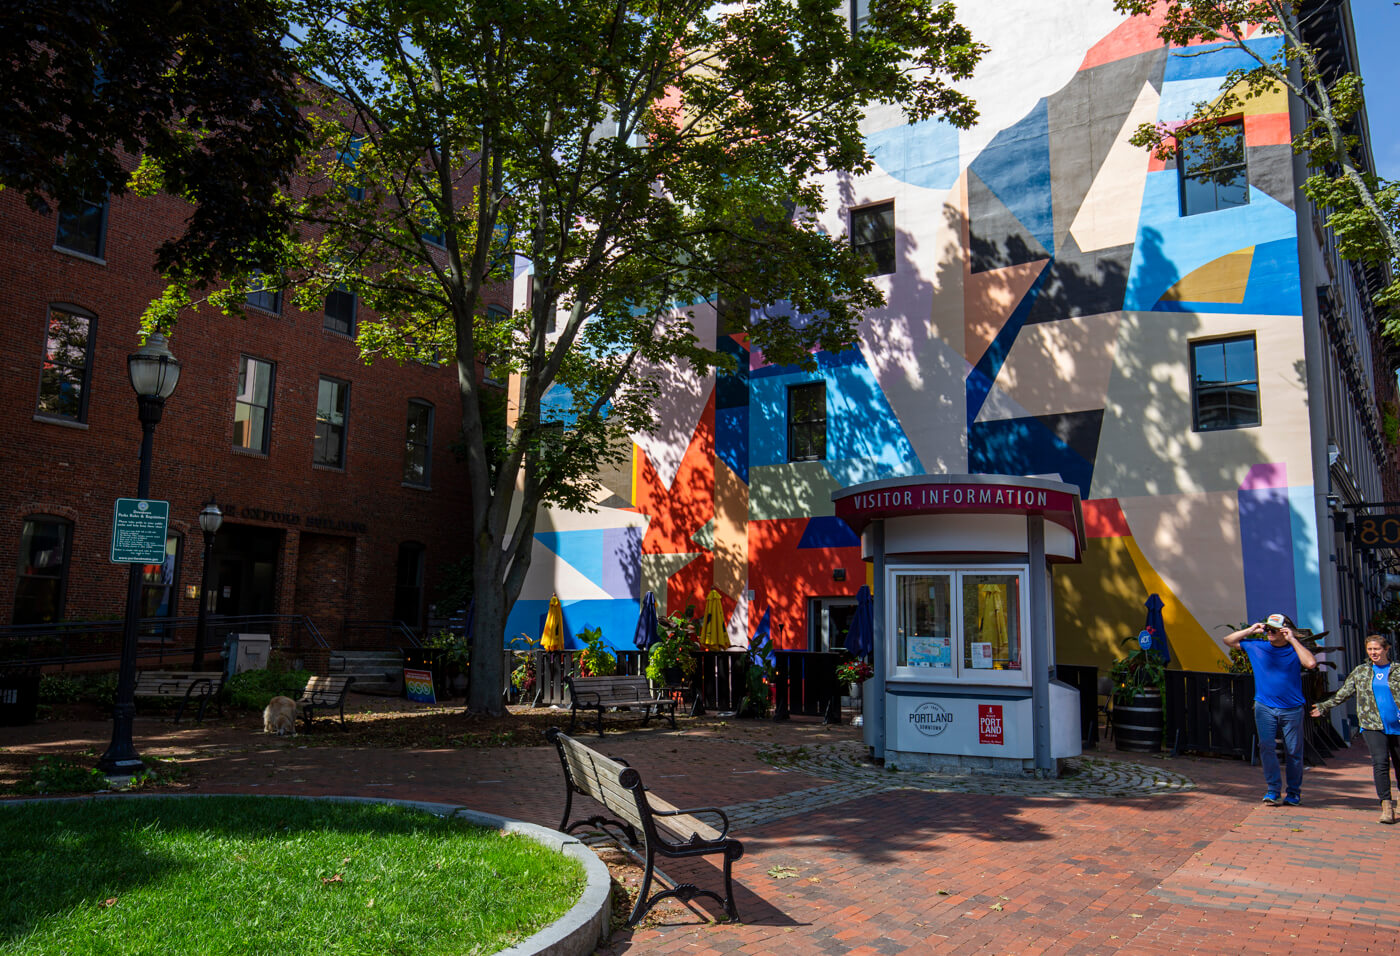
[{"xmin": 506, "ymin": 2, "xmax": 1323, "ymax": 674}]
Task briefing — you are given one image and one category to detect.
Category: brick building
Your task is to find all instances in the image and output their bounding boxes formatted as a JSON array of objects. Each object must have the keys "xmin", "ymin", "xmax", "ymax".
[{"xmin": 0, "ymin": 180, "xmax": 478, "ymax": 651}]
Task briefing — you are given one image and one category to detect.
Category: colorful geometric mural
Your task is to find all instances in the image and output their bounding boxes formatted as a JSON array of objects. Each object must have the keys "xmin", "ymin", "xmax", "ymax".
[{"xmin": 508, "ymin": 3, "xmax": 1324, "ymax": 676}]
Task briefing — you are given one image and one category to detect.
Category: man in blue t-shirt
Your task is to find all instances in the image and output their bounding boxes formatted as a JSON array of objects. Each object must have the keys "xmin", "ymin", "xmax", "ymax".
[{"xmin": 1224, "ymin": 613, "xmax": 1318, "ymax": 806}]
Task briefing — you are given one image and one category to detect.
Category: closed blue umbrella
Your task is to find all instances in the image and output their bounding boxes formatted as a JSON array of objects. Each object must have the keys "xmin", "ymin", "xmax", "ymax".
[
  {"xmin": 844, "ymin": 585, "xmax": 874, "ymax": 658},
  {"xmin": 1142, "ymin": 593, "xmax": 1173, "ymax": 665},
  {"xmin": 633, "ymin": 591, "xmax": 660, "ymax": 650}
]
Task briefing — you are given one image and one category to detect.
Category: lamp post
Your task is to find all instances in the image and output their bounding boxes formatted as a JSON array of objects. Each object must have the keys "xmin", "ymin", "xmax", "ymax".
[
  {"xmin": 98, "ymin": 333, "xmax": 180, "ymax": 776},
  {"xmin": 192, "ymin": 501, "xmax": 222, "ymax": 670}
]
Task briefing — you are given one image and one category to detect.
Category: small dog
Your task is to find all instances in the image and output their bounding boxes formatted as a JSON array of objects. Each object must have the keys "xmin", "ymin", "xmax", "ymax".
[{"xmin": 263, "ymin": 695, "xmax": 298, "ymax": 736}]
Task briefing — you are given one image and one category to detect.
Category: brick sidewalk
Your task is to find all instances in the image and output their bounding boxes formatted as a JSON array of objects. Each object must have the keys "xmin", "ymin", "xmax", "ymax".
[{"xmin": 4, "ymin": 710, "xmax": 1397, "ymax": 954}]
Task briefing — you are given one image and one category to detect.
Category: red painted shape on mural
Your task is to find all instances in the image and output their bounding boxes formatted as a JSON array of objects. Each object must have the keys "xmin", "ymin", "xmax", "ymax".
[
  {"xmin": 1078, "ymin": 11, "xmax": 1168, "ymax": 72},
  {"xmin": 1245, "ymin": 112, "xmax": 1291, "ymax": 147},
  {"xmin": 748, "ymin": 518, "xmax": 862, "ymax": 650},
  {"xmin": 1082, "ymin": 498, "xmax": 1130, "ymax": 538},
  {"xmin": 636, "ymin": 390, "xmax": 717, "ymax": 556}
]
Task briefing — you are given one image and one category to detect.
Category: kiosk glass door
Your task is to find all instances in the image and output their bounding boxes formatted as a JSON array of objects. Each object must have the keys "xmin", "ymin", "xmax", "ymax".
[{"xmin": 888, "ymin": 565, "xmax": 1029, "ymax": 686}]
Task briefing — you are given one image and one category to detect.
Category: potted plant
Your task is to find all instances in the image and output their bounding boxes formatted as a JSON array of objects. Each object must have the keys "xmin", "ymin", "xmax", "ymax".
[
  {"xmin": 645, "ymin": 613, "xmax": 699, "ymax": 685},
  {"xmin": 835, "ymin": 659, "xmax": 873, "ymax": 689},
  {"xmin": 739, "ymin": 630, "xmax": 776, "ymax": 719},
  {"xmin": 1109, "ymin": 629, "xmax": 1166, "ymax": 752},
  {"xmin": 507, "ymin": 633, "xmax": 540, "ymax": 703},
  {"xmin": 575, "ymin": 626, "xmax": 617, "ymax": 677}
]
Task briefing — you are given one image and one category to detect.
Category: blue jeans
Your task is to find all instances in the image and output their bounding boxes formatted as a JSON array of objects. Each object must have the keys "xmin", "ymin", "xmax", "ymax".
[{"xmin": 1254, "ymin": 702, "xmax": 1305, "ymax": 799}]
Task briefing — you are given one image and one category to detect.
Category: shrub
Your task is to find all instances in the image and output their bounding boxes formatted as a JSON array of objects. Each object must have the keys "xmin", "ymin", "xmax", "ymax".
[
  {"xmin": 226, "ymin": 666, "xmax": 310, "ymax": 710},
  {"xmin": 37, "ymin": 673, "xmax": 83, "ymax": 705},
  {"xmin": 575, "ymin": 626, "xmax": 616, "ymax": 677}
]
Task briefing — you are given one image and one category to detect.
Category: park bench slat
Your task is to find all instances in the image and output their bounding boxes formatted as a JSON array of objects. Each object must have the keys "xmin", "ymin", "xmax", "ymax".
[
  {"xmin": 564, "ymin": 674, "xmax": 677, "ymax": 736},
  {"xmin": 546, "ymin": 728, "xmax": 742, "ymax": 925},
  {"xmin": 133, "ymin": 670, "xmax": 225, "ymax": 723}
]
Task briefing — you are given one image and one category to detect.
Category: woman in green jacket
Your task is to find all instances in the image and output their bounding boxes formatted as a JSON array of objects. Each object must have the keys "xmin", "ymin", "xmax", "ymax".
[{"xmin": 1313, "ymin": 635, "xmax": 1400, "ymax": 823}]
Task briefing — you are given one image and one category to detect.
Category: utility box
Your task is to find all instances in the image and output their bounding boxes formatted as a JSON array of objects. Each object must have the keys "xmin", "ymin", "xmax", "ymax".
[{"xmin": 223, "ymin": 633, "xmax": 272, "ymax": 679}]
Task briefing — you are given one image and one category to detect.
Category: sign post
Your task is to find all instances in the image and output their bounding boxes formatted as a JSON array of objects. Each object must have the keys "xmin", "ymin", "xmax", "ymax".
[{"xmin": 110, "ymin": 499, "xmax": 171, "ymax": 564}]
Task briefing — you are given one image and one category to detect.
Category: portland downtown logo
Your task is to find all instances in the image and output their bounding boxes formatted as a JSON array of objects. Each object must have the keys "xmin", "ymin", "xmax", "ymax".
[{"xmin": 910, "ymin": 701, "xmax": 954, "ymax": 737}]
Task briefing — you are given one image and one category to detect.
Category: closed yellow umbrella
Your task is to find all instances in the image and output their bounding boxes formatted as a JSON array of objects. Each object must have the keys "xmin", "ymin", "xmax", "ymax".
[
  {"xmin": 540, "ymin": 594, "xmax": 564, "ymax": 651},
  {"xmin": 698, "ymin": 589, "xmax": 727, "ymax": 650}
]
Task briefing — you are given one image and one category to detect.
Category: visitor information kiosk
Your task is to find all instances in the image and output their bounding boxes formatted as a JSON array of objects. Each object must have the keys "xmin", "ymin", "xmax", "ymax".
[{"xmin": 833, "ymin": 475, "xmax": 1086, "ymax": 776}]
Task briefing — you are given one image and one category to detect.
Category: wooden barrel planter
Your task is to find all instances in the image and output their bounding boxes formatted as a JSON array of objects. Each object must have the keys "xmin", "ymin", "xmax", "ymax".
[{"xmin": 1114, "ymin": 689, "xmax": 1163, "ymax": 752}]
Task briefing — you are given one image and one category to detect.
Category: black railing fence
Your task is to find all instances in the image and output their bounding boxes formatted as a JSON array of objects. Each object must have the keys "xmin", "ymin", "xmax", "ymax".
[{"xmin": 1163, "ymin": 670, "xmax": 1255, "ymax": 759}]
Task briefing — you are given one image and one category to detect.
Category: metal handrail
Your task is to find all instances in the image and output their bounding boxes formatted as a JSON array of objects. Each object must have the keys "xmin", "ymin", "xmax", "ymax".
[{"xmin": 343, "ymin": 619, "xmax": 421, "ymax": 648}]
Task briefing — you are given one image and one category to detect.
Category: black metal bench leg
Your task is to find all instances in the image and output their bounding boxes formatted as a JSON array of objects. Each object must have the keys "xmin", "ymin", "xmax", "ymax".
[{"xmin": 628, "ymin": 849, "xmax": 658, "ymax": 926}]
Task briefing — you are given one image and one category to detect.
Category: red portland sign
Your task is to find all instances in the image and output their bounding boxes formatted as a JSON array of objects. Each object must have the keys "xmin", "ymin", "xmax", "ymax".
[{"xmin": 833, "ymin": 476, "xmax": 1083, "ymax": 542}]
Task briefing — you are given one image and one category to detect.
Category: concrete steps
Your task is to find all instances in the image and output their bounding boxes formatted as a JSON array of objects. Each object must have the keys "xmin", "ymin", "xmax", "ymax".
[{"xmin": 330, "ymin": 650, "xmax": 403, "ymax": 696}]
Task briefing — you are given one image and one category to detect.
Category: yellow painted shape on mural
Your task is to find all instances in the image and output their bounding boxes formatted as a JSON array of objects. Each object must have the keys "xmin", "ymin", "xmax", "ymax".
[
  {"xmin": 1159, "ymin": 247, "xmax": 1254, "ymax": 304},
  {"xmin": 1214, "ymin": 78, "xmax": 1287, "ymax": 117},
  {"xmin": 1122, "ymin": 535, "xmax": 1231, "ymax": 671}
]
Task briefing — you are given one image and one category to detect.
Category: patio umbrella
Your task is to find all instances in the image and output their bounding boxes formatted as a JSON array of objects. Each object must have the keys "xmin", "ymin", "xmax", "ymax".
[
  {"xmin": 633, "ymin": 590, "xmax": 660, "ymax": 650},
  {"xmin": 844, "ymin": 585, "xmax": 874, "ymax": 658},
  {"xmin": 540, "ymin": 594, "xmax": 564, "ymax": 652},
  {"xmin": 699, "ymin": 589, "xmax": 727, "ymax": 649},
  {"xmin": 1142, "ymin": 593, "xmax": 1172, "ymax": 665}
]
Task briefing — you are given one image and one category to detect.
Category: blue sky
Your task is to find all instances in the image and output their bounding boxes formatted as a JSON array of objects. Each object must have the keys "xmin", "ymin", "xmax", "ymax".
[{"xmin": 1353, "ymin": 3, "xmax": 1400, "ymax": 179}]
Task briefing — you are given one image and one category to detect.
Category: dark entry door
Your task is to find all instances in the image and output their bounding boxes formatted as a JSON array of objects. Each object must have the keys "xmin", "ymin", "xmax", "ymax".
[{"xmin": 210, "ymin": 524, "xmax": 281, "ymax": 617}]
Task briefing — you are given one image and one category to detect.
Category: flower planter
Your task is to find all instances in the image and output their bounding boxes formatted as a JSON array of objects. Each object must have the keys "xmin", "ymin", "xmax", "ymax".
[{"xmin": 1114, "ymin": 689, "xmax": 1163, "ymax": 753}]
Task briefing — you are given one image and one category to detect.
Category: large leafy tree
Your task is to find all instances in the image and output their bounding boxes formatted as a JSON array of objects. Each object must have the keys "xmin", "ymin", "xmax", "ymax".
[
  {"xmin": 1114, "ymin": 0, "xmax": 1400, "ymax": 342},
  {"xmin": 177, "ymin": 0, "xmax": 983, "ymax": 716},
  {"xmin": 0, "ymin": 0, "xmax": 308, "ymax": 281}
]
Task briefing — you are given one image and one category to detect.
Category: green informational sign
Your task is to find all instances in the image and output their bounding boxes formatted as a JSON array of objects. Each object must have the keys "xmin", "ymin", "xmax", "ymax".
[{"xmin": 110, "ymin": 498, "xmax": 171, "ymax": 564}]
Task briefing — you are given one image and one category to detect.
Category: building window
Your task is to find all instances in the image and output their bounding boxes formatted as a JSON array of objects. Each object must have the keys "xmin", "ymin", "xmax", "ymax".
[
  {"xmin": 851, "ymin": 201, "xmax": 895, "ymax": 275},
  {"xmin": 339, "ymin": 133, "xmax": 365, "ymax": 201},
  {"xmin": 14, "ymin": 516, "xmax": 72, "ymax": 625},
  {"xmin": 394, "ymin": 542, "xmax": 426, "ymax": 630},
  {"xmin": 246, "ymin": 270, "xmax": 283, "ymax": 314},
  {"xmin": 404, "ymin": 400, "xmax": 433, "ymax": 486},
  {"xmin": 851, "ymin": 0, "xmax": 871, "ymax": 33},
  {"xmin": 234, "ymin": 356, "xmax": 275, "ymax": 453},
  {"xmin": 1178, "ymin": 120, "xmax": 1249, "ymax": 216},
  {"xmin": 1191, "ymin": 334, "xmax": 1260, "ymax": 431},
  {"xmin": 324, "ymin": 284, "xmax": 357, "ymax": 336},
  {"xmin": 54, "ymin": 197, "xmax": 108, "ymax": 259},
  {"xmin": 314, "ymin": 377, "xmax": 349, "ymax": 467},
  {"xmin": 37, "ymin": 306, "xmax": 95, "ymax": 422},
  {"xmin": 139, "ymin": 533, "xmax": 182, "ymax": 618},
  {"xmin": 788, "ymin": 382, "xmax": 827, "ymax": 462},
  {"xmin": 890, "ymin": 566, "xmax": 1027, "ymax": 680}
]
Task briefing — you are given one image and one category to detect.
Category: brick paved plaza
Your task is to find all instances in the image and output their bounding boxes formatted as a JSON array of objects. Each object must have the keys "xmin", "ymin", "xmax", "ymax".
[{"xmin": 3, "ymin": 707, "xmax": 1396, "ymax": 954}]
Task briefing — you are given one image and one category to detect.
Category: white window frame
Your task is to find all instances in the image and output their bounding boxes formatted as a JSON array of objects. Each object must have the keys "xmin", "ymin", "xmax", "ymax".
[{"xmin": 885, "ymin": 563, "xmax": 1031, "ymax": 687}]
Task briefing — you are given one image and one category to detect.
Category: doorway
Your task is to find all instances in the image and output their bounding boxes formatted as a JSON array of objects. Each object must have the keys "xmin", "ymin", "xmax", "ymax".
[
  {"xmin": 210, "ymin": 524, "xmax": 282, "ymax": 617},
  {"xmin": 808, "ymin": 596, "xmax": 858, "ymax": 652}
]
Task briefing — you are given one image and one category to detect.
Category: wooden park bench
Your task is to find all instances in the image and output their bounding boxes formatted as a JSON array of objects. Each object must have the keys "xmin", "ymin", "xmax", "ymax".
[
  {"xmin": 296, "ymin": 675, "xmax": 356, "ymax": 730},
  {"xmin": 133, "ymin": 670, "xmax": 225, "ymax": 723},
  {"xmin": 544, "ymin": 728, "xmax": 743, "ymax": 925},
  {"xmin": 563, "ymin": 674, "xmax": 677, "ymax": 736}
]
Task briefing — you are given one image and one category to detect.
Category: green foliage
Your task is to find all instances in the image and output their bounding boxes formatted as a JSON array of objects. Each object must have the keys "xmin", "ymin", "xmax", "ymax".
[
  {"xmin": 225, "ymin": 666, "xmax": 311, "ymax": 711},
  {"xmin": 742, "ymin": 630, "xmax": 777, "ymax": 718},
  {"xmin": 1384, "ymin": 402, "xmax": 1400, "ymax": 448},
  {"xmin": 0, "ymin": 0, "xmax": 307, "ymax": 286},
  {"xmin": 230, "ymin": 0, "xmax": 986, "ymax": 716},
  {"xmin": 644, "ymin": 613, "xmax": 699, "ymax": 683},
  {"xmin": 1108, "ymin": 634, "xmax": 1166, "ymax": 705},
  {"xmin": 1113, "ymin": 0, "xmax": 1400, "ymax": 347},
  {"xmin": 37, "ymin": 671, "xmax": 118, "ymax": 706},
  {"xmin": 575, "ymin": 626, "xmax": 617, "ymax": 678},
  {"xmin": 14, "ymin": 756, "xmax": 109, "ymax": 795},
  {"xmin": 425, "ymin": 629, "xmax": 473, "ymax": 669},
  {"xmin": 1371, "ymin": 598, "xmax": 1400, "ymax": 635}
]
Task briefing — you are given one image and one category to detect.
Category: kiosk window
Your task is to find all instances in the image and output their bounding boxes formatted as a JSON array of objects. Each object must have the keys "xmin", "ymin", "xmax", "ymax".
[
  {"xmin": 895, "ymin": 573, "xmax": 953, "ymax": 669},
  {"xmin": 962, "ymin": 574, "xmax": 1021, "ymax": 671},
  {"xmin": 889, "ymin": 565, "xmax": 1028, "ymax": 682}
]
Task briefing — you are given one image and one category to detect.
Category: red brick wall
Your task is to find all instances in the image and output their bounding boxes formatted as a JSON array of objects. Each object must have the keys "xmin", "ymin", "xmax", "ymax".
[{"xmin": 0, "ymin": 183, "xmax": 499, "ymax": 639}]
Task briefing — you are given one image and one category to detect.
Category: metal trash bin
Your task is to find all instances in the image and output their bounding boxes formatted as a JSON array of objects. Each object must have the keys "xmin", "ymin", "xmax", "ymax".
[
  {"xmin": 0, "ymin": 665, "xmax": 42, "ymax": 726},
  {"xmin": 222, "ymin": 633, "xmax": 272, "ymax": 680}
]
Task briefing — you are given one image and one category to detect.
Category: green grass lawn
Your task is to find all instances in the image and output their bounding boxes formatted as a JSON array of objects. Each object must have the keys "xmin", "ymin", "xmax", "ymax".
[{"xmin": 0, "ymin": 796, "xmax": 585, "ymax": 955}]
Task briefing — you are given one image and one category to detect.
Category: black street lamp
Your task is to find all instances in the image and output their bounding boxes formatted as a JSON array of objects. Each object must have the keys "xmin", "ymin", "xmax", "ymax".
[
  {"xmin": 98, "ymin": 333, "xmax": 180, "ymax": 776},
  {"xmin": 192, "ymin": 501, "xmax": 223, "ymax": 670}
]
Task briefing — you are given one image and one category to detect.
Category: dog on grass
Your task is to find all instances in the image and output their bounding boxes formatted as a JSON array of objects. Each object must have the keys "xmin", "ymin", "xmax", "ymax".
[{"xmin": 263, "ymin": 695, "xmax": 298, "ymax": 736}]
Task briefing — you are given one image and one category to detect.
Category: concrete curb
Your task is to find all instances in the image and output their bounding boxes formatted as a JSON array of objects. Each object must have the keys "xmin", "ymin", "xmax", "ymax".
[{"xmin": 3, "ymin": 793, "xmax": 611, "ymax": 956}]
